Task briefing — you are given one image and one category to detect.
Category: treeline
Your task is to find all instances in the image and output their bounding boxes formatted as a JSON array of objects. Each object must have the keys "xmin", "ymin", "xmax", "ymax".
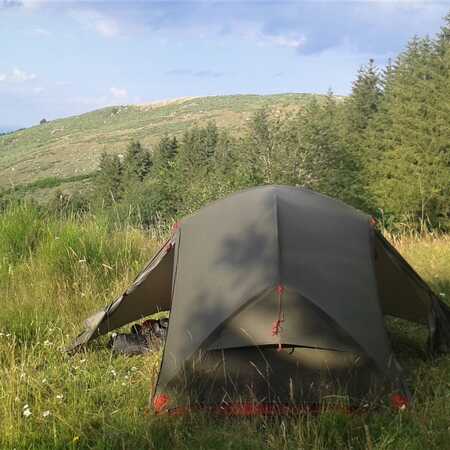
[{"xmin": 4, "ymin": 14, "xmax": 450, "ymax": 231}]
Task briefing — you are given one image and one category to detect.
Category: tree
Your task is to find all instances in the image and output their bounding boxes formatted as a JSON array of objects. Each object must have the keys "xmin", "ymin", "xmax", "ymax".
[
  {"xmin": 368, "ymin": 35, "xmax": 450, "ymax": 228},
  {"xmin": 122, "ymin": 141, "xmax": 153, "ymax": 186},
  {"xmin": 155, "ymin": 135, "xmax": 178, "ymax": 167},
  {"xmin": 96, "ymin": 152, "xmax": 124, "ymax": 204}
]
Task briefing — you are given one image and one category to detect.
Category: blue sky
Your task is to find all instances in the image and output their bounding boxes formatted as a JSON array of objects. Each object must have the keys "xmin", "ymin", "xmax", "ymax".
[{"xmin": 0, "ymin": 1, "xmax": 449, "ymax": 129}]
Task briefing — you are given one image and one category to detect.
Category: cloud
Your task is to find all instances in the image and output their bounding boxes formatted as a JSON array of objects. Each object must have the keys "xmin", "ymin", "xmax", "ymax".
[
  {"xmin": 34, "ymin": 27, "xmax": 51, "ymax": 37},
  {"xmin": 69, "ymin": 8, "xmax": 120, "ymax": 38},
  {"xmin": 165, "ymin": 69, "xmax": 224, "ymax": 78},
  {"xmin": 95, "ymin": 18, "xmax": 119, "ymax": 38},
  {"xmin": 110, "ymin": 87, "xmax": 128, "ymax": 99},
  {"xmin": 0, "ymin": 68, "xmax": 36, "ymax": 82},
  {"xmin": 3, "ymin": 1, "xmax": 448, "ymax": 57}
]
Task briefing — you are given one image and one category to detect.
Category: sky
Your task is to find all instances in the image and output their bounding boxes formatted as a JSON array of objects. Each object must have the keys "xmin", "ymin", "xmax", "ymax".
[{"xmin": 0, "ymin": 1, "xmax": 449, "ymax": 130}]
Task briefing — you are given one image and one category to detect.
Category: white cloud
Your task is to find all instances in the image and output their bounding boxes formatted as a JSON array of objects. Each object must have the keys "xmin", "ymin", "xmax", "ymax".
[
  {"xmin": 33, "ymin": 87, "xmax": 44, "ymax": 94},
  {"xmin": 245, "ymin": 28, "xmax": 307, "ymax": 51},
  {"xmin": 110, "ymin": 87, "xmax": 128, "ymax": 99},
  {"xmin": 269, "ymin": 34, "xmax": 307, "ymax": 50},
  {"xmin": 0, "ymin": 68, "xmax": 36, "ymax": 83},
  {"xmin": 95, "ymin": 19, "xmax": 119, "ymax": 38},
  {"xmin": 34, "ymin": 28, "xmax": 51, "ymax": 37},
  {"xmin": 69, "ymin": 9, "xmax": 120, "ymax": 38},
  {"xmin": 20, "ymin": 0, "xmax": 48, "ymax": 10}
]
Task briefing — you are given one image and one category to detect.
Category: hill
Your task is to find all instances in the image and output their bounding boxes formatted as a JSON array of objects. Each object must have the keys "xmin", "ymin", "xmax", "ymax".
[{"xmin": 0, "ymin": 93, "xmax": 324, "ymax": 197}]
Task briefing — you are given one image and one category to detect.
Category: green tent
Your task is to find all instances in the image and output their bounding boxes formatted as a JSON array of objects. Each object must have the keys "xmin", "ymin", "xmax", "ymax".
[{"xmin": 70, "ymin": 186, "xmax": 450, "ymax": 414}]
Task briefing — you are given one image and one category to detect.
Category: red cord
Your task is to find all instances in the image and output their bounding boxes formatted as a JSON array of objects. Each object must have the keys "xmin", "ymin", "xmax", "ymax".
[{"xmin": 272, "ymin": 284, "xmax": 285, "ymax": 351}]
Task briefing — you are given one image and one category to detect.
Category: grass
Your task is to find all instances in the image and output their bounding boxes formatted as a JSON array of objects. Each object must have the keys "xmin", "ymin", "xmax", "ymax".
[
  {"xmin": 0, "ymin": 205, "xmax": 449, "ymax": 449},
  {"xmin": 0, "ymin": 93, "xmax": 323, "ymax": 192}
]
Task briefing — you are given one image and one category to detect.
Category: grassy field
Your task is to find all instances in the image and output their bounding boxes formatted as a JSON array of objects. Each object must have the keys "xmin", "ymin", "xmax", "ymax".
[
  {"xmin": 0, "ymin": 205, "xmax": 449, "ymax": 450},
  {"xmin": 0, "ymin": 93, "xmax": 322, "ymax": 194}
]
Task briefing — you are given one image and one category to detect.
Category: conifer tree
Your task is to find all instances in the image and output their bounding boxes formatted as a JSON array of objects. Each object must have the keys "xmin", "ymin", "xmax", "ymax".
[
  {"xmin": 122, "ymin": 141, "xmax": 153, "ymax": 185},
  {"xmin": 96, "ymin": 152, "xmax": 124, "ymax": 204}
]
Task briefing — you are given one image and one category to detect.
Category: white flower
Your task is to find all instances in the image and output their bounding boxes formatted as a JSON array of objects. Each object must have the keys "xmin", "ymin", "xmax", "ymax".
[
  {"xmin": 42, "ymin": 410, "xmax": 51, "ymax": 418},
  {"xmin": 43, "ymin": 340, "xmax": 52, "ymax": 346},
  {"xmin": 42, "ymin": 379, "xmax": 47, "ymax": 384},
  {"xmin": 23, "ymin": 404, "xmax": 29, "ymax": 410},
  {"xmin": 124, "ymin": 375, "xmax": 129, "ymax": 380},
  {"xmin": 23, "ymin": 408, "xmax": 32, "ymax": 418},
  {"xmin": 80, "ymin": 358, "xmax": 86, "ymax": 363},
  {"xmin": 131, "ymin": 367, "xmax": 137, "ymax": 372},
  {"xmin": 439, "ymin": 293, "xmax": 446, "ymax": 297},
  {"xmin": 56, "ymin": 394, "xmax": 64, "ymax": 400},
  {"xmin": 110, "ymin": 369, "xmax": 117, "ymax": 377}
]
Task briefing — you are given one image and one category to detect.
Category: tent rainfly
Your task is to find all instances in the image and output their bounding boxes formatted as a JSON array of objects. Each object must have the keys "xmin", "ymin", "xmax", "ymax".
[{"xmin": 70, "ymin": 185, "xmax": 450, "ymax": 415}]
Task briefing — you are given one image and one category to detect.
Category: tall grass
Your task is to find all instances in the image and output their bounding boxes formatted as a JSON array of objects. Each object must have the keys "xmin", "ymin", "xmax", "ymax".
[{"xmin": 0, "ymin": 204, "xmax": 449, "ymax": 449}]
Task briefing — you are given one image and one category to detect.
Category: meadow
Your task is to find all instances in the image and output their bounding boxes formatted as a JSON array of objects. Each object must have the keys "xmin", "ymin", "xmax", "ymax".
[{"xmin": 0, "ymin": 204, "xmax": 449, "ymax": 450}]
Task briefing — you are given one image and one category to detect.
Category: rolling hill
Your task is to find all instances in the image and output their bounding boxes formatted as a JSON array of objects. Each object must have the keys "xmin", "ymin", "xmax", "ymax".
[{"xmin": 0, "ymin": 93, "xmax": 326, "ymax": 199}]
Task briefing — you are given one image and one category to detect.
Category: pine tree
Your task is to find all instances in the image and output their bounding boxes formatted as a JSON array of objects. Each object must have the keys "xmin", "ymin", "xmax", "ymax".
[
  {"xmin": 96, "ymin": 152, "xmax": 124, "ymax": 204},
  {"xmin": 368, "ymin": 35, "xmax": 450, "ymax": 228},
  {"xmin": 122, "ymin": 141, "xmax": 153, "ymax": 185},
  {"xmin": 156, "ymin": 135, "xmax": 178, "ymax": 167}
]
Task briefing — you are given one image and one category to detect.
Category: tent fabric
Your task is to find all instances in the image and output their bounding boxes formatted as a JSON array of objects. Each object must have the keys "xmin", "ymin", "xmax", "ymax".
[
  {"xmin": 67, "ymin": 236, "xmax": 176, "ymax": 352},
  {"xmin": 70, "ymin": 185, "xmax": 450, "ymax": 412}
]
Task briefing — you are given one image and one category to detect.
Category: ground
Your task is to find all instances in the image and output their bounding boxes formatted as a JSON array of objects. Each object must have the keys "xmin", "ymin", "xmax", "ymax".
[{"xmin": 0, "ymin": 215, "xmax": 449, "ymax": 449}]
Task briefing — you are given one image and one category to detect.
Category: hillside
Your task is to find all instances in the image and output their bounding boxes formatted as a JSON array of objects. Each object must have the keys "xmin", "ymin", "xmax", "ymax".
[{"xmin": 0, "ymin": 93, "xmax": 322, "ymax": 196}]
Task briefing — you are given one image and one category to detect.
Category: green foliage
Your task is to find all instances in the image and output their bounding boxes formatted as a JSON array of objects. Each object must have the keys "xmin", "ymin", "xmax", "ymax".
[
  {"xmin": 122, "ymin": 141, "xmax": 153, "ymax": 187},
  {"xmin": 0, "ymin": 203, "xmax": 44, "ymax": 266},
  {"xmin": 96, "ymin": 152, "xmax": 124, "ymax": 205},
  {"xmin": 367, "ymin": 33, "xmax": 450, "ymax": 229}
]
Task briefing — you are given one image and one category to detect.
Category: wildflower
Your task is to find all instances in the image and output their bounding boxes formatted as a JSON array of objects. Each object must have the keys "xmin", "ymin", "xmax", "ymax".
[
  {"xmin": 111, "ymin": 369, "xmax": 117, "ymax": 377},
  {"xmin": 80, "ymin": 358, "xmax": 86, "ymax": 363},
  {"xmin": 124, "ymin": 375, "xmax": 129, "ymax": 380},
  {"xmin": 439, "ymin": 293, "xmax": 446, "ymax": 297},
  {"xmin": 56, "ymin": 394, "xmax": 64, "ymax": 400},
  {"xmin": 43, "ymin": 340, "xmax": 52, "ymax": 346},
  {"xmin": 42, "ymin": 379, "xmax": 47, "ymax": 384},
  {"xmin": 42, "ymin": 410, "xmax": 51, "ymax": 418},
  {"xmin": 131, "ymin": 366, "xmax": 137, "ymax": 372},
  {"xmin": 22, "ymin": 405, "xmax": 32, "ymax": 418}
]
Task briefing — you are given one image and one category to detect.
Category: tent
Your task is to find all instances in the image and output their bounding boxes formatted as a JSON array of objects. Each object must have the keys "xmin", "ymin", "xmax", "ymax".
[{"xmin": 70, "ymin": 185, "xmax": 450, "ymax": 414}]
